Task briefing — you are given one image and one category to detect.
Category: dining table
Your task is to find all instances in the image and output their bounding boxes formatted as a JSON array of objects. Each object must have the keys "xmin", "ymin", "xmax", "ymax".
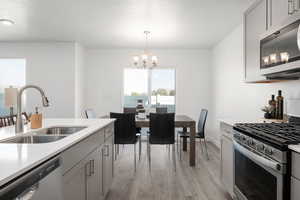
[{"xmin": 136, "ymin": 114, "xmax": 196, "ymax": 167}]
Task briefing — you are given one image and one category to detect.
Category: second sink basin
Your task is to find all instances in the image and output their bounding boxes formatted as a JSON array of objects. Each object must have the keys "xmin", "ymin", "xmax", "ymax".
[
  {"xmin": 2, "ymin": 135, "xmax": 66, "ymax": 144},
  {"xmin": 37, "ymin": 126, "xmax": 86, "ymax": 136}
]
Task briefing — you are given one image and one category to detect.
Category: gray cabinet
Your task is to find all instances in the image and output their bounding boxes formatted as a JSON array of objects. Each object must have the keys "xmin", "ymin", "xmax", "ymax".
[
  {"xmin": 61, "ymin": 123, "xmax": 114, "ymax": 200},
  {"xmin": 291, "ymin": 151, "xmax": 300, "ymax": 200},
  {"xmin": 220, "ymin": 123, "xmax": 234, "ymax": 198},
  {"xmin": 63, "ymin": 147, "xmax": 103, "ymax": 200},
  {"xmin": 269, "ymin": 0, "xmax": 289, "ymax": 29},
  {"xmin": 244, "ymin": 0, "xmax": 268, "ymax": 82},
  {"xmin": 103, "ymin": 135, "xmax": 114, "ymax": 197},
  {"xmin": 291, "ymin": 176, "xmax": 300, "ymax": 200}
]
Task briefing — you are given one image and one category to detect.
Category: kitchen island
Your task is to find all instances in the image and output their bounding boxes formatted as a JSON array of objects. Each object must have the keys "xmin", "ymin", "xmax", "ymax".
[{"xmin": 0, "ymin": 118, "xmax": 115, "ymax": 200}]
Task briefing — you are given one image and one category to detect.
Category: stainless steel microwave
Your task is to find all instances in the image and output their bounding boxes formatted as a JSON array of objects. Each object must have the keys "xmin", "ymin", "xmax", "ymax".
[{"xmin": 260, "ymin": 18, "xmax": 300, "ymax": 77}]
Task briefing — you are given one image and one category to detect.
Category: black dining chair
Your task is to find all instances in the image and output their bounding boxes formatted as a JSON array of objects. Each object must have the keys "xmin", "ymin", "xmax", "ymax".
[
  {"xmin": 85, "ymin": 109, "xmax": 97, "ymax": 119},
  {"xmin": 156, "ymin": 107, "xmax": 168, "ymax": 114},
  {"xmin": 148, "ymin": 113, "xmax": 176, "ymax": 171},
  {"xmin": 123, "ymin": 107, "xmax": 142, "ymax": 159},
  {"xmin": 110, "ymin": 112, "xmax": 141, "ymax": 172},
  {"xmin": 178, "ymin": 109, "xmax": 209, "ymax": 160}
]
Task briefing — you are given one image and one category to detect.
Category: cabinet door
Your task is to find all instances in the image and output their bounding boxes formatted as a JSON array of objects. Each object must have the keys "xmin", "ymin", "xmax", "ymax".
[
  {"xmin": 244, "ymin": 0, "xmax": 267, "ymax": 82},
  {"xmin": 291, "ymin": 176, "xmax": 300, "ymax": 200},
  {"xmin": 86, "ymin": 148, "xmax": 103, "ymax": 200},
  {"xmin": 270, "ymin": 0, "xmax": 289, "ymax": 28},
  {"xmin": 221, "ymin": 135, "xmax": 234, "ymax": 197},
  {"xmin": 63, "ymin": 159, "xmax": 87, "ymax": 200},
  {"xmin": 103, "ymin": 136, "xmax": 114, "ymax": 197}
]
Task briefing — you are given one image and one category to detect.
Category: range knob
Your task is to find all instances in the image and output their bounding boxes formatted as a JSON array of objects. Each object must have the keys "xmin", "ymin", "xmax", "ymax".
[
  {"xmin": 257, "ymin": 144, "xmax": 265, "ymax": 152},
  {"xmin": 247, "ymin": 139, "xmax": 255, "ymax": 146},
  {"xmin": 265, "ymin": 148, "xmax": 273, "ymax": 155}
]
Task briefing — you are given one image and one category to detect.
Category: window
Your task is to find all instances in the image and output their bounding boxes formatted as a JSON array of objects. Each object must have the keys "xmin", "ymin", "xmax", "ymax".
[
  {"xmin": 0, "ymin": 59, "xmax": 26, "ymax": 115},
  {"xmin": 123, "ymin": 68, "xmax": 175, "ymax": 112}
]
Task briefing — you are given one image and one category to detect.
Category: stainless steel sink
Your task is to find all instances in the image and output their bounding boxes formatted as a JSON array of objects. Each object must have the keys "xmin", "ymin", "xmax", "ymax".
[
  {"xmin": 37, "ymin": 126, "xmax": 86, "ymax": 136},
  {"xmin": 1, "ymin": 135, "xmax": 66, "ymax": 144}
]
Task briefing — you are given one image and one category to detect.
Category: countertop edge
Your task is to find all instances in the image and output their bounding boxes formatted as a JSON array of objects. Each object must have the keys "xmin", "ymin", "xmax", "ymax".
[{"xmin": 0, "ymin": 119, "xmax": 115, "ymax": 187}]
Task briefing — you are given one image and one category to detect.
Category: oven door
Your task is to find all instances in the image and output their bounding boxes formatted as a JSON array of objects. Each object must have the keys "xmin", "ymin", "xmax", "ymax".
[{"xmin": 233, "ymin": 141, "xmax": 285, "ymax": 200}]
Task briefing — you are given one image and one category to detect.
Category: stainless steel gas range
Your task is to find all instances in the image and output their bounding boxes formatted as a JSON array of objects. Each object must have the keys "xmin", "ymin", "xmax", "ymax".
[{"xmin": 233, "ymin": 118, "xmax": 300, "ymax": 200}]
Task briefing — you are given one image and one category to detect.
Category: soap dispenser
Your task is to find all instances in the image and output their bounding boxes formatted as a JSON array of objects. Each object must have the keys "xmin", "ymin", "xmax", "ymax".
[{"xmin": 30, "ymin": 107, "xmax": 43, "ymax": 129}]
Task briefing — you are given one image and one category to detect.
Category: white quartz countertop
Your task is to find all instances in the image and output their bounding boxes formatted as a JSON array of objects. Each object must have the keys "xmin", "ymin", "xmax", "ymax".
[{"xmin": 0, "ymin": 118, "xmax": 115, "ymax": 186}]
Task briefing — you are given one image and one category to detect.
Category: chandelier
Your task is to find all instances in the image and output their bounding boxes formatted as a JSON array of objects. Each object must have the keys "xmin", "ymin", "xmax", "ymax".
[{"xmin": 132, "ymin": 31, "xmax": 158, "ymax": 68}]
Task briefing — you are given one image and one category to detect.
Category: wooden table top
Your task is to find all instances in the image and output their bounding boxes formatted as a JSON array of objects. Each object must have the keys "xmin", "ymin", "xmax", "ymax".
[{"xmin": 135, "ymin": 114, "xmax": 195, "ymax": 128}]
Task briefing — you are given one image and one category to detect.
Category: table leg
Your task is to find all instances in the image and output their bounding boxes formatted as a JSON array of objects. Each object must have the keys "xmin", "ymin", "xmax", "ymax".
[
  {"xmin": 182, "ymin": 127, "xmax": 187, "ymax": 151},
  {"xmin": 190, "ymin": 123, "xmax": 196, "ymax": 167}
]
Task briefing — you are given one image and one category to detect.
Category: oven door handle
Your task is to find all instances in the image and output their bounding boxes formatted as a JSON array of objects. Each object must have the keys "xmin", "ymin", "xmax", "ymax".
[{"xmin": 233, "ymin": 141, "xmax": 280, "ymax": 171}]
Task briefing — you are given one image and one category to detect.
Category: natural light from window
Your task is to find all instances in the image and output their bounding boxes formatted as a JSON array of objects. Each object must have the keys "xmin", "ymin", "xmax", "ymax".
[
  {"xmin": 124, "ymin": 68, "xmax": 175, "ymax": 113},
  {"xmin": 0, "ymin": 59, "xmax": 26, "ymax": 115}
]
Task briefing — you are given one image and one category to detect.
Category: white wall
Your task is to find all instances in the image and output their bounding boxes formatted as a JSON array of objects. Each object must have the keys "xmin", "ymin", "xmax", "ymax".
[
  {"xmin": 85, "ymin": 49, "xmax": 214, "ymax": 136},
  {"xmin": 0, "ymin": 42, "xmax": 77, "ymax": 118},
  {"xmin": 75, "ymin": 43, "xmax": 86, "ymax": 118},
  {"xmin": 211, "ymin": 24, "xmax": 300, "ymax": 146}
]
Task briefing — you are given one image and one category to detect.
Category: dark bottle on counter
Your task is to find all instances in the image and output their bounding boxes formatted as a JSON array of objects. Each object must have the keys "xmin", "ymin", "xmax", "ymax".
[
  {"xmin": 276, "ymin": 90, "xmax": 284, "ymax": 119},
  {"xmin": 269, "ymin": 95, "xmax": 276, "ymax": 118}
]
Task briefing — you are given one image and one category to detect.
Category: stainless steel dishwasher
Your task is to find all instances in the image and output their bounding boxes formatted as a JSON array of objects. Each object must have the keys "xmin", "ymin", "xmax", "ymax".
[{"xmin": 0, "ymin": 155, "xmax": 63, "ymax": 200}]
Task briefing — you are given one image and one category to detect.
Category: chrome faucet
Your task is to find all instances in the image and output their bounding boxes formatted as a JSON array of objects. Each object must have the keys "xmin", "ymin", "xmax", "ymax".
[{"xmin": 15, "ymin": 85, "xmax": 49, "ymax": 133}]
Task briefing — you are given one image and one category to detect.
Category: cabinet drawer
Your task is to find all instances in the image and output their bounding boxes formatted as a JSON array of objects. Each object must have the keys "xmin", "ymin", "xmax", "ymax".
[
  {"xmin": 104, "ymin": 123, "xmax": 114, "ymax": 141},
  {"xmin": 292, "ymin": 152, "xmax": 300, "ymax": 179},
  {"xmin": 62, "ymin": 130, "xmax": 104, "ymax": 174}
]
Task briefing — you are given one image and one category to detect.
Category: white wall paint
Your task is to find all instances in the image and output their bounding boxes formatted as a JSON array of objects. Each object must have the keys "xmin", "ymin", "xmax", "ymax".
[
  {"xmin": 85, "ymin": 49, "xmax": 214, "ymax": 137},
  {"xmin": 211, "ymin": 24, "xmax": 300, "ymax": 146},
  {"xmin": 0, "ymin": 42, "xmax": 76, "ymax": 118},
  {"xmin": 75, "ymin": 43, "xmax": 86, "ymax": 118}
]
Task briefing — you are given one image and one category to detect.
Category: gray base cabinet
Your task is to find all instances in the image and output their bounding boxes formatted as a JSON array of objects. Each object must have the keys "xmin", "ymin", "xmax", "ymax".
[
  {"xmin": 291, "ymin": 151, "xmax": 300, "ymax": 200},
  {"xmin": 62, "ymin": 123, "xmax": 114, "ymax": 200},
  {"xmin": 103, "ymin": 136, "xmax": 114, "ymax": 196},
  {"xmin": 220, "ymin": 122, "xmax": 234, "ymax": 198}
]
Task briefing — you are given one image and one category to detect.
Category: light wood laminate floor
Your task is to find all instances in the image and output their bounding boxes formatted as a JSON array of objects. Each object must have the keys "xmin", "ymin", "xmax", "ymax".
[{"xmin": 106, "ymin": 141, "xmax": 232, "ymax": 200}]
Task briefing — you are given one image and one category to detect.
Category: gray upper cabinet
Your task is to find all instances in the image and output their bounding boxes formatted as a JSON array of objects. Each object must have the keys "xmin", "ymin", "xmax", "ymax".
[
  {"xmin": 244, "ymin": 0, "xmax": 268, "ymax": 82},
  {"xmin": 269, "ymin": 0, "xmax": 289, "ymax": 29}
]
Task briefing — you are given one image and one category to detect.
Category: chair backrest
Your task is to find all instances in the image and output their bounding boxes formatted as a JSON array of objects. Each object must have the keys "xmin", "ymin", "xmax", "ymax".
[
  {"xmin": 0, "ymin": 115, "xmax": 14, "ymax": 127},
  {"xmin": 149, "ymin": 113, "xmax": 175, "ymax": 144},
  {"xmin": 110, "ymin": 112, "xmax": 137, "ymax": 144},
  {"xmin": 0, "ymin": 112, "xmax": 30, "ymax": 128},
  {"xmin": 123, "ymin": 107, "xmax": 137, "ymax": 114},
  {"xmin": 85, "ymin": 109, "xmax": 97, "ymax": 119},
  {"xmin": 156, "ymin": 107, "xmax": 168, "ymax": 114},
  {"xmin": 197, "ymin": 109, "xmax": 208, "ymax": 136}
]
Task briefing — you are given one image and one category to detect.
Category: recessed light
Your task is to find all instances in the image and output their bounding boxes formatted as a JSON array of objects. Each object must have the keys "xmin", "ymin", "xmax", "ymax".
[{"xmin": 0, "ymin": 19, "xmax": 15, "ymax": 26}]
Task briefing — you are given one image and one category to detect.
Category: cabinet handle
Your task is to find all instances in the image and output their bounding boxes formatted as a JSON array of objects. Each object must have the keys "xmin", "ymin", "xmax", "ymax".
[
  {"xmin": 104, "ymin": 145, "xmax": 109, "ymax": 157},
  {"xmin": 266, "ymin": 0, "xmax": 268, "ymax": 30},
  {"xmin": 85, "ymin": 162, "xmax": 92, "ymax": 177},
  {"xmin": 90, "ymin": 160, "xmax": 95, "ymax": 175}
]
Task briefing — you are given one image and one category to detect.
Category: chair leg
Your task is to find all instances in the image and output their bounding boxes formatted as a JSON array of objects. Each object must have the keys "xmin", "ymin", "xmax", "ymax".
[
  {"xmin": 134, "ymin": 143, "xmax": 137, "ymax": 172},
  {"xmin": 199, "ymin": 139, "xmax": 204, "ymax": 154},
  {"xmin": 147, "ymin": 136, "xmax": 151, "ymax": 172},
  {"xmin": 168, "ymin": 144, "xmax": 170, "ymax": 159},
  {"xmin": 204, "ymin": 139, "xmax": 209, "ymax": 160},
  {"xmin": 179, "ymin": 137, "xmax": 182, "ymax": 160},
  {"xmin": 139, "ymin": 136, "xmax": 142, "ymax": 161},
  {"xmin": 172, "ymin": 144, "xmax": 176, "ymax": 172},
  {"xmin": 114, "ymin": 144, "xmax": 117, "ymax": 160},
  {"xmin": 117, "ymin": 144, "xmax": 120, "ymax": 155},
  {"xmin": 176, "ymin": 132, "xmax": 179, "ymax": 153}
]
